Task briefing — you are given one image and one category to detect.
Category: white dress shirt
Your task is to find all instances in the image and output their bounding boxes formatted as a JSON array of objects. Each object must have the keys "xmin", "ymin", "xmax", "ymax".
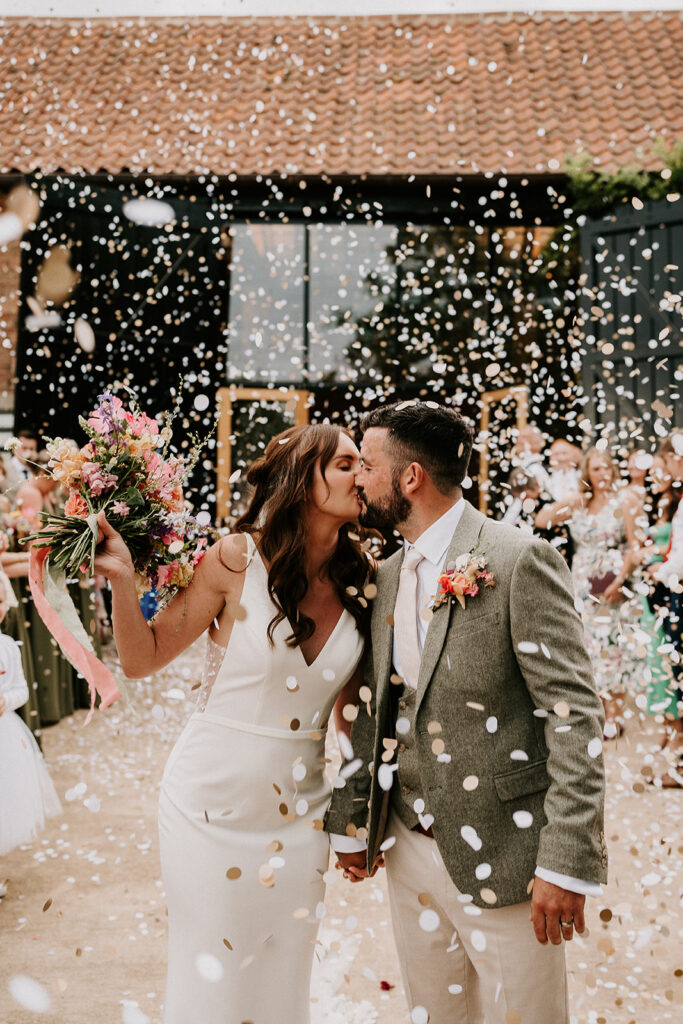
[
  {"xmin": 652, "ymin": 501, "xmax": 683, "ymax": 586},
  {"xmin": 332, "ymin": 500, "xmax": 602, "ymax": 897}
]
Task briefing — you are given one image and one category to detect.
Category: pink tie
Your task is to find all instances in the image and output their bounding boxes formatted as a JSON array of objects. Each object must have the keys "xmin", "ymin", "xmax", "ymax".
[{"xmin": 394, "ymin": 547, "xmax": 425, "ymax": 689}]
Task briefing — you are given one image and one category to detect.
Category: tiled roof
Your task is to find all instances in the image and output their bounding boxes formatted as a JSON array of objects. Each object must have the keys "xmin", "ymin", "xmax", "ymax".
[{"xmin": 0, "ymin": 12, "xmax": 681, "ymax": 178}]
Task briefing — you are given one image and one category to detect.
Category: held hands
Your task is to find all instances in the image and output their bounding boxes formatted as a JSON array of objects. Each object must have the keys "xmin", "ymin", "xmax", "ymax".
[
  {"xmin": 92, "ymin": 511, "xmax": 134, "ymax": 582},
  {"xmin": 530, "ymin": 878, "xmax": 586, "ymax": 945},
  {"xmin": 335, "ymin": 849, "xmax": 385, "ymax": 884}
]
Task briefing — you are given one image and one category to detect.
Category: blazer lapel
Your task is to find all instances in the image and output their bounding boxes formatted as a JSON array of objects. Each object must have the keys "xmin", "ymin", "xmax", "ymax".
[
  {"xmin": 372, "ymin": 552, "xmax": 402, "ymax": 708},
  {"xmin": 415, "ymin": 501, "xmax": 487, "ymax": 713}
]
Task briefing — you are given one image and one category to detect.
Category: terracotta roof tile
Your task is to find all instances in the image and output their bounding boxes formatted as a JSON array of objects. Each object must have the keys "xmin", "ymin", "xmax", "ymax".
[{"xmin": 0, "ymin": 12, "xmax": 681, "ymax": 178}]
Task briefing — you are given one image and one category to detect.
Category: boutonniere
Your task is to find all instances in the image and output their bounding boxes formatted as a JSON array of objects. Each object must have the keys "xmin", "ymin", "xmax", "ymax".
[{"xmin": 432, "ymin": 549, "xmax": 495, "ymax": 611}]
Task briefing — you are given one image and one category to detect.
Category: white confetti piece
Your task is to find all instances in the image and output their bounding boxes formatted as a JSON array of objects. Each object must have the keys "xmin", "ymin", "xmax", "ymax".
[
  {"xmin": 517, "ymin": 641, "xmax": 539, "ymax": 654},
  {"xmin": 460, "ymin": 825, "xmax": 482, "ymax": 851},
  {"xmin": 419, "ymin": 908, "xmax": 441, "ymax": 932},
  {"xmin": 512, "ymin": 811, "xmax": 533, "ymax": 829},
  {"xmin": 195, "ymin": 953, "xmax": 223, "ymax": 982},
  {"xmin": 471, "ymin": 929, "xmax": 487, "ymax": 952},
  {"xmin": 8, "ymin": 975, "xmax": 51, "ymax": 1013},
  {"xmin": 377, "ymin": 763, "xmax": 397, "ymax": 791},
  {"xmin": 475, "ymin": 862, "xmax": 491, "ymax": 880},
  {"xmin": 411, "ymin": 1008, "xmax": 429, "ymax": 1024},
  {"xmin": 486, "ymin": 716, "xmax": 498, "ymax": 734}
]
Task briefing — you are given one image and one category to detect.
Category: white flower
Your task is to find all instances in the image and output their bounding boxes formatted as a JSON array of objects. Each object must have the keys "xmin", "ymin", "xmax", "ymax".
[
  {"xmin": 4, "ymin": 436, "xmax": 21, "ymax": 453},
  {"xmin": 455, "ymin": 553, "xmax": 468, "ymax": 571}
]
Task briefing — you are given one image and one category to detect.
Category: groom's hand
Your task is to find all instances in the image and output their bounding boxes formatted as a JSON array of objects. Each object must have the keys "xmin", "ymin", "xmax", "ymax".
[
  {"xmin": 335, "ymin": 850, "xmax": 369, "ymax": 883},
  {"xmin": 530, "ymin": 878, "xmax": 586, "ymax": 945}
]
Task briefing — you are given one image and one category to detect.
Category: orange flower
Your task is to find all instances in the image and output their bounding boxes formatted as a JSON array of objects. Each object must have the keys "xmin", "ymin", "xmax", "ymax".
[
  {"xmin": 449, "ymin": 572, "xmax": 471, "ymax": 597},
  {"xmin": 64, "ymin": 493, "xmax": 89, "ymax": 518}
]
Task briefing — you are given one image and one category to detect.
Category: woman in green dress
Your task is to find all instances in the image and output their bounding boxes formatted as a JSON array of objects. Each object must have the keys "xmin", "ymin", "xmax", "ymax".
[{"xmin": 639, "ymin": 454, "xmax": 681, "ymax": 745}]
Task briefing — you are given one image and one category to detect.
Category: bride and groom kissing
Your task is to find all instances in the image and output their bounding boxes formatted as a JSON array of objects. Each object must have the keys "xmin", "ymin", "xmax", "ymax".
[{"xmin": 95, "ymin": 400, "xmax": 607, "ymax": 1024}]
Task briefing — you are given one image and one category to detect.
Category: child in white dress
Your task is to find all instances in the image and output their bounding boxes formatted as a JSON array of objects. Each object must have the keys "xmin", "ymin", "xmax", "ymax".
[{"xmin": 0, "ymin": 587, "xmax": 61, "ymax": 856}]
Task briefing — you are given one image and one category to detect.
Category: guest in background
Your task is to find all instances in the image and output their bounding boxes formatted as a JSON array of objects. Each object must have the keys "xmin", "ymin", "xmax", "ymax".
[
  {"xmin": 500, "ymin": 467, "xmax": 541, "ymax": 527},
  {"xmin": 638, "ymin": 453, "xmax": 681, "ymax": 758},
  {"xmin": 2, "ymin": 429, "xmax": 39, "ymax": 501},
  {"xmin": 511, "ymin": 423, "xmax": 551, "ymax": 493},
  {"xmin": 0, "ymin": 587, "xmax": 61, "ymax": 855},
  {"xmin": 645, "ymin": 430, "xmax": 683, "ymax": 786},
  {"xmin": 546, "ymin": 438, "xmax": 582, "ymax": 503},
  {"xmin": 536, "ymin": 446, "xmax": 640, "ymax": 737}
]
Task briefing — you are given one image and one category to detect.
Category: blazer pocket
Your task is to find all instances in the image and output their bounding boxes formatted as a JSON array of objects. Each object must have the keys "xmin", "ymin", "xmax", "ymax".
[
  {"xmin": 493, "ymin": 759, "xmax": 550, "ymax": 802},
  {"xmin": 448, "ymin": 610, "xmax": 501, "ymax": 640}
]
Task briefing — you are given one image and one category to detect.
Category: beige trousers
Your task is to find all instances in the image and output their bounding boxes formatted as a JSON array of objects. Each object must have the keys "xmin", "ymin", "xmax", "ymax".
[{"xmin": 383, "ymin": 813, "xmax": 569, "ymax": 1024}]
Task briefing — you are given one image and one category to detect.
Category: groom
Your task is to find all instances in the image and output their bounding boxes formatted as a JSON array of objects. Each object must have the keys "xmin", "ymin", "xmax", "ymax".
[{"xmin": 325, "ymin": 401, "xmax": 607, "ymax": 1023}]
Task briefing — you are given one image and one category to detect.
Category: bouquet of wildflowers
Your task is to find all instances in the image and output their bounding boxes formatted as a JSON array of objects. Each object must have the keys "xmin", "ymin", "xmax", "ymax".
[
  {"xmin": 22, "ymin": 388, "xmax": 213, "ymax": 721},
  {"xmin": 24, "ymin": 389, "xmax": 211, "ymax": 603}
]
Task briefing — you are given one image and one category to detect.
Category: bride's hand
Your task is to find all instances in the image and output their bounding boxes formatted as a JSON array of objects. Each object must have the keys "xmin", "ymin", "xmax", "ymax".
[{"xmin": 92, "ymin": 511, "xmax": 135, "ymax": 582}]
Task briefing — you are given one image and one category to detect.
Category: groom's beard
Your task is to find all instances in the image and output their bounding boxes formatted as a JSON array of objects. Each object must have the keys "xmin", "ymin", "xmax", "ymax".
[{"xmin": 357, "ymin": 479, "xmax": 411, "ymax": 532}]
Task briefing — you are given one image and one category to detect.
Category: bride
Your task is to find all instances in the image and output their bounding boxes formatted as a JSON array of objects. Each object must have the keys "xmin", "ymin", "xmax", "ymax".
[{"xmin": 94, "ymin": 424, "xmax": 370, "ymax": 1024}]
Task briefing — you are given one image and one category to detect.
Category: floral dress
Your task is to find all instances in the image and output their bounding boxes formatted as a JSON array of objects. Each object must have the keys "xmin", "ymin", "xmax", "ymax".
[{"xmin": 570, "ymin": 496, "xmax": 638, "ymax": 694}]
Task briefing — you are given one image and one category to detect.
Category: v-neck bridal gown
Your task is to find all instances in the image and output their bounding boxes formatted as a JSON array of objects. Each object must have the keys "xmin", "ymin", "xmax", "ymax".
[{"xmin": 158, "ymin": 535, "xmax": 364, "ymax": 1024}]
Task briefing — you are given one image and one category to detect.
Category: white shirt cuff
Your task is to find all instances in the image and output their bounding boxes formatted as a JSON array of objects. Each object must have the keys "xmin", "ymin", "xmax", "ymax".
[
  {"xmin": 329, "ymin": 833, "xmax": 368, "ymax": 853},
  {"xmin": 535, "ymin": 866, "xmax": 602, "ymax": 898}
]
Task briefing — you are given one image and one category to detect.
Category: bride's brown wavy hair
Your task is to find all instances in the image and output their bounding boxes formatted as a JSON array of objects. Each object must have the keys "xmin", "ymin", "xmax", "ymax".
[{"xmin": 232, "ymin": 423, "xmax": 372, "ymax": 648}]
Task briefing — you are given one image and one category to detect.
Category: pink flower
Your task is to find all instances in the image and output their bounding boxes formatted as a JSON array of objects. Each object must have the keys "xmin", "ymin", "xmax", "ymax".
[
  {"xmin": 124, "ymin": 410, "xmax": 159, "ymax": 437},
  {"xmin": 192, "ymin": 538, "xmax": 207, "ymax": 566},
  {"xmin": 156, "ymin": 561, "xmax": 178, "ymax": 588},
  {"xmin": 81, "ymin": 462, "xmax": 118, "ymax": 498},
  {"xmin": 112, "ymin": 501, "xmax": 130, "ymax": 518}
]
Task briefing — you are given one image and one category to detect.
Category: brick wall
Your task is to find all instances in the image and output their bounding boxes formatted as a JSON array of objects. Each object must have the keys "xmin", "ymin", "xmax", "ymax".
[{"xmin": 0, "ymin": 190, "xmax": 21, "ymax": 415}]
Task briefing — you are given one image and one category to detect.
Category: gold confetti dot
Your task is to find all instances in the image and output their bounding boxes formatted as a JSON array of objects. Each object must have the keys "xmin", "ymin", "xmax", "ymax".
[
  {"xmin": 390, "ymin": 673, "xmax": 404, "ymax": 686},
  {"xmin": 363, "ymin": 583, "xmax": 377, "ymax": 600},
  {"xmin": 342, "ymin": 704, "xmax": 359, "ymax": 722},
  {"xmin": 226, "ymin": 867, "xmax": 242, "ymax": 880},
  {"xmin": 418, "ymin": 892, "xmax": 432, "ymax": 906},
  {"xmin": 599, "ymin": 908, "xmax": 612, "ymax": 922},
  {"xmin": 431, "ymin": 738, "xmax": 446, "ymax": 755},
  {"xmin": 505, "ymin": 1012, "xmax": 522, "ymax": 1024},
  {"xmin": 463, "ymin": 775, "xmax": 479, "ymax": 791},
  {"xmin": 266, "ymin": 840, "xmax": 283, "ymax": 853},
  {"xmin": 427, "ymin": 721, "xmax": 442, "ymax": 735},
  {"xmin": 258, "ymin": 865, "xmax": 275, "ymax": 888},
  {"xmin": 480, "ymin": 888, "xmax": 497, "ymax": 905},
  {"xmin": 42, "ymin": 898, "xmax": 53, "ymax": 912},
  {"xmin": 223, "ymin": 938, "xmax": 233, "ymax": 950},
  {"xmin": 290, "ymin": 718, "xmax": 300, "ymax": 731},
  {"xmin": 278, "ymin": 802, "xmax": 289, "ymax": 817},
  {"xmin": 293, "ymin": 907, "xmax": 309, "ymax": 919},
  {"xmin": 554, "ymin": 701, "xmax": 570, "ymax": 719},
  {"xmin": 386, "ymin": 614, "xmax": 395, "ymax": 627},
  {"xmin": 345, "ymin": 823, "xmax": 357, "ymax": 838},
  {"xmin": 420, "ymin": 606, "xmax": 434, "ymax": 622},
  {"xmin": 359, "ymin": 686, "xmax": 372, "ymax": 703}
]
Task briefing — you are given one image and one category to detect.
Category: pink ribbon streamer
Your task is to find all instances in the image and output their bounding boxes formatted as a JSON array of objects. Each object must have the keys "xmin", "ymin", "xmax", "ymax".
[{"xmin": 29, "ymin": 546, "xmax": 121, "ymax": 725}]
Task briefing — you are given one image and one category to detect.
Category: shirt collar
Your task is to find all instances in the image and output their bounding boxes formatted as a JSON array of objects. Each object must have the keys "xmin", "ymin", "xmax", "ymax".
[{"xmin": 405, "ymin": 497, "xmax": 466, "ymax": 566}]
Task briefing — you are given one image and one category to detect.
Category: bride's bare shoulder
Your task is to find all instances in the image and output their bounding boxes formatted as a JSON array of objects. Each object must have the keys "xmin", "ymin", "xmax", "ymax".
[{"xmin": 204, "ymin": 532, "xmax": 251, "ymax": 584}]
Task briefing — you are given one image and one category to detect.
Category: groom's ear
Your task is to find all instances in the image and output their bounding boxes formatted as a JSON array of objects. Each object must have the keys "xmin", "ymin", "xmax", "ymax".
[{"xmin": 402, "ymin": 461, "xmax": 425, "ymax": 493}]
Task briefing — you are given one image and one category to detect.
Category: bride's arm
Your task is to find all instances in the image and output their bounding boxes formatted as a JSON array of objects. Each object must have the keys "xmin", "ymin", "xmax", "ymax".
[{"xmin": 93, "ymin": 512, "xmax": 246, "ymax": 678}]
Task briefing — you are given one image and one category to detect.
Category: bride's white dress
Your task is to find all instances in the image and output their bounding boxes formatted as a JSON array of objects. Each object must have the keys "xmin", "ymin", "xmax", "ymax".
[{"xmin": 158, "ymin": 535, "xmax": 364, "ymax": 1024}]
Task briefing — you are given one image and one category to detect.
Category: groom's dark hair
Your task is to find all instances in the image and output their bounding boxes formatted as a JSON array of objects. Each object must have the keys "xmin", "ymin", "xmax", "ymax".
[{"xmin": 360, "ymin": 400, "xmax": 474, "ymax": 494}]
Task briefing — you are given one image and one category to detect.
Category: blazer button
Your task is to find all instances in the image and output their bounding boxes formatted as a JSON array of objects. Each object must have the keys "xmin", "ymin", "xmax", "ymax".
[
  {"xmin": 398, "ymin": 743, "xmax": 406, "ymax": 752},
  {"xmin": 399, "ymin": 700, "xmax": 407, "ymax": 710},
  {"xmin": 402, "ymin": 785, "xmax": 411, "ymax": 794}
]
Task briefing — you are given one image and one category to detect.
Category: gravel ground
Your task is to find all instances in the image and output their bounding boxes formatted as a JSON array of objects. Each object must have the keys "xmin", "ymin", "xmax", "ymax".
[{"xmin": 1, "ymin": 641, "xmax": 682, "ymax": 1024}]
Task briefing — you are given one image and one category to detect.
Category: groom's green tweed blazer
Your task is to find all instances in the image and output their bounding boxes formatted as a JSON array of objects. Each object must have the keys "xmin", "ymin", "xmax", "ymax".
[{"xmin": 325, "ymin": 501, "xmax": 607, "ymax": 909}]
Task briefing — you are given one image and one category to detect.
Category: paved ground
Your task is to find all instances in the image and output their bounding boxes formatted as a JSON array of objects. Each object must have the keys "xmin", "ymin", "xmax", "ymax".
[{"xmin": 1, "ymin": 642, "xmax": 682, "ymax": 1024}]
